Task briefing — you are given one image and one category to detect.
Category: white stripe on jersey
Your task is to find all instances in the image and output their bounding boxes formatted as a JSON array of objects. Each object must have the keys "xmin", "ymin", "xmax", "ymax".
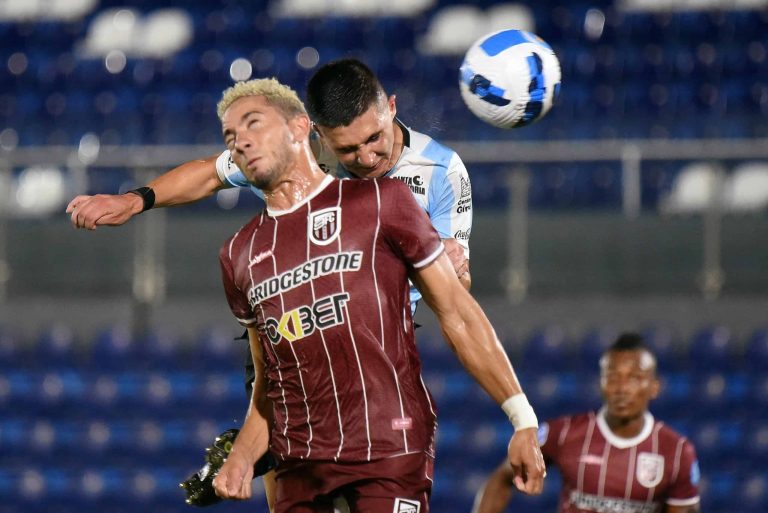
[
  {"xmin": 647, "ymin": 423, "xmax": 663, "ymax": 502},
  {"xmin": 371, "ymin": 180, "xmax": 410, "ymax": 453},
  {"xmin": 338, "ymin": 180, "xmax": 372, "ymax": 461},
  {"xmin": 624, "ymin": 445, "xmax": 637, "ymax": 499},
  {"xmin": 671, "ymin": 435, "xmax": 685, "ymax": 485},
  {"xmin": 558, "ymin": 416, "xmax": 572, "ymax": 446},
  {"xmin": 597, "ymin": 437, "xmax": 611, "ymax": 496},
  {"xmin": 259, "ymin": 217, "xmax": 291, "ymax": 457},
  {"xmin": 309, "ymin": 189, "xmax": 346, "ymax": 460},
  {"xmin": 273, "ymin": 215, "xmax": 313, "ymax": 458},
  {"xmin": 419, "ymin": 374, "xmax": 436, "ymax": 418},
  {"xmin": 578, "ymin": 414, "xmax": 597, "ymax": 492}
]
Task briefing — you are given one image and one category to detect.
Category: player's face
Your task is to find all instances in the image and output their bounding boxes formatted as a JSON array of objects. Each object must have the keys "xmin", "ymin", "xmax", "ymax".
[
  {"xmin": 600, "ymin": 350, "xmax": 660, "ymax": 422},
  {"xmin": 316, "ymin": 95, "xmax": 398, "ymax": 179},
  {"xmin": 221, "ymin": 95, "xmax": 300, "ymax": 189}
]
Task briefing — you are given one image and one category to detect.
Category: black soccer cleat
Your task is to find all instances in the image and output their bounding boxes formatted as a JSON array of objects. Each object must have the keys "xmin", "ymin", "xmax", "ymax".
[{"xmin": 180, "ymin": 429, "xmax": 277, "ymax": 507}]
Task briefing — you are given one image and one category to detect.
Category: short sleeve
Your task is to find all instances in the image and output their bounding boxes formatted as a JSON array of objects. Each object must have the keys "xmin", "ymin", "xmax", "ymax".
[
  {"xmin": 219, "ymin": 235, "xmax": 258, "ymax": 327},
  {"xmin": 539, "ymin": 417, "xmax": 566, "ymax": 463},
  {"xmin": 427, "ymin": 154, "xmax": 472, "ymax": 257},
  {"xmin": 378, "ymin": 179, "xmax": 443, "ymax": 269},
  {"xmin": 666, "ymin": 438, "xmax": 701, "ymax": 507},
  {"xmin": 216, "ymin": 150, "xmax": 267, "ymax": 200}
]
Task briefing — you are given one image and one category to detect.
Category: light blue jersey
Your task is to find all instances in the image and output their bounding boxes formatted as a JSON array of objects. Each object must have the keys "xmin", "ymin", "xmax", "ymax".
[{"xmin": 215, "ymin": 120, "xmax": 473, "ymax": 312}]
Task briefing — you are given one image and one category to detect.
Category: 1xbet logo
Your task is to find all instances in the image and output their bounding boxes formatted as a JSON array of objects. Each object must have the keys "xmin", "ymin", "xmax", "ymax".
[{"xmin": 263, "ymin": 293, "xmax": 350, "ymax": 345}]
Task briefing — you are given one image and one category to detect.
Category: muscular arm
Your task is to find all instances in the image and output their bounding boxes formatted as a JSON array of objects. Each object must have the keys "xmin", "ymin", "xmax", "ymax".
[
  {"xmin": 442, "ymin": 237, "xmax": 471, "ymax": 290},
  {"xmin": 213, "ymin": 326, "xmax": 271, "ymax": 500},
  {"xmin": 411, "ymin": 253, "xmax": 544, "ymax": 494},
  {"xmin": 472, "ymin": 462, "xmax": 516, "ymax": 513},
  {"xmin": 66, "ymin": 154, "xmax": 225, "ymax": 229}
]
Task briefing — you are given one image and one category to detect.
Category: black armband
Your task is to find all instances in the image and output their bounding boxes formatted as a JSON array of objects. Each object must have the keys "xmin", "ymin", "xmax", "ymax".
[{"xmin": 125, "ymin": 186, "xmax": 155, "ymax": 212}]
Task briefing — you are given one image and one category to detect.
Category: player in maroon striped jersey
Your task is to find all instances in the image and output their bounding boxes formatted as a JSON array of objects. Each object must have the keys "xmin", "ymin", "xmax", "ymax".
[
  {"xmin": 473, "ymin": 333, "xmax": 701, "ymax": 513},
  {"xmin": 210, "ymin": 78, "xmax": 545, "ymax": 512}
]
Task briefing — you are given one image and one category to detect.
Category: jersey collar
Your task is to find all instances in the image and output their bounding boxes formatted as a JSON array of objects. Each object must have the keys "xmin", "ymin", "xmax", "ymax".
[
  {"xmin": 266, "ymin": 174, "xmax": 335, "ymax": 217},
  {"xmin": 596, "ymin": 407, "xmax": 655, "ymax": 449}
]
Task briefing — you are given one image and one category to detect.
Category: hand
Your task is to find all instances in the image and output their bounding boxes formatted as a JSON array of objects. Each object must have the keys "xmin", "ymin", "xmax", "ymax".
[
  {"xmin": 66, "ymin": 193, "xmax": 143, "ymax": 229},
  {"xmin": 507, "ymin": 427, "xmax": 546, "ymax": 495},
  {"xmin": 212, "ymin": 448, "xmax": 256, "ymax": 500},
  {"xmin": 442, "ymin": 238, "xmax": 469, "ymax": 279}
]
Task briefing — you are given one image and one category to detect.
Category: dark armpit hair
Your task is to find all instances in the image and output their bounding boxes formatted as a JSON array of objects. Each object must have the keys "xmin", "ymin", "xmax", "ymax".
[{"xmin": 306, "ymin": 58, "xmax": 386, "ymax": 128}]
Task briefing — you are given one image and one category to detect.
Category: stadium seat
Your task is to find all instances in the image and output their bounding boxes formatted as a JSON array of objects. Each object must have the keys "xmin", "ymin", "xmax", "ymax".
[
  {"xmin": 522, "ymin": 325, "xmax": 572, "ymax": 372},
  {"xmin": 34, "ymin": 324, "xmax": 80, "ymax": 369},
  {"xmin": 686, "ymin": 325, "xmax": 740, "ymax": 371},
  {"xmin": 576, "ymin": 325, "xmax": 618, "ymax": 370},
  {"xmin": 744, "ymin": 327, "xmax": 768, "ymax": 372},
  {"xmin": 89, "ymin": 326, "xmax": 142, "ymax": 370},
  {"xmin": 0, "ymin": 325, "xmax": 26, "ymax": 370}
]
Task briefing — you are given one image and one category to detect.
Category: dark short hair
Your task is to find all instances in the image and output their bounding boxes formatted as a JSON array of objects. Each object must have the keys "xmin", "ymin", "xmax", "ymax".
[
  {"xmin": 601, "ymin": 332, "xmax": 657, "ymax": 373},
  {"xmin": 306, "ymin": 58, "xmax": 386, "ymax": 128},
  {"xmin": 608, "ymin": 332, "xmax": 648, "ymax": 353}
]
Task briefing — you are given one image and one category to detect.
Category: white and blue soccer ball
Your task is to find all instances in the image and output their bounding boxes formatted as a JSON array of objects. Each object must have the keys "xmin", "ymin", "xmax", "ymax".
[{"xmin": 459, "ymin": 29, "xmax": 562, "ymax": 129}]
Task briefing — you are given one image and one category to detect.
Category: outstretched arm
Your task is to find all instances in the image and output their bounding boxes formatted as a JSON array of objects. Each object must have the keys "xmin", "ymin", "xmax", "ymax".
[
  {"xmin": 472, "ymin": 461, "xmax": 517, "ymax": 513},
  {"xmin": 411, "ymin": 253, "xmax": 545, "ymax": 495},
  {"xmin": 213, "ymin": 326, "xmax": 271, "ymax": 500},
  {"xmin": 66, "ymin": 154, "xmax": 224, "ymax": 229}
]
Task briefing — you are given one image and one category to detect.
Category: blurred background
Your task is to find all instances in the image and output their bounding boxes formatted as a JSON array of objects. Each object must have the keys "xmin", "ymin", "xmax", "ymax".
[{"xmin": 1, "ymin": 0, "xmax": 767, "ymax": 512}]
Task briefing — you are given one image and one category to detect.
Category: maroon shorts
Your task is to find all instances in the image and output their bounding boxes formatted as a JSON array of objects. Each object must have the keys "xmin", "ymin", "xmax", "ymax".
[{"xmin": 273, "ymin": 451, "xmax": 434, "ymax": 513}]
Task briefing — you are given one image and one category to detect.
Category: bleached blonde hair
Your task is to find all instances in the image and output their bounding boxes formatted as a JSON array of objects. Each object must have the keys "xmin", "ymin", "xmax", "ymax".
[{"xmin": 217, "ymin": 78, "xmax": 307, "ymax": 120}]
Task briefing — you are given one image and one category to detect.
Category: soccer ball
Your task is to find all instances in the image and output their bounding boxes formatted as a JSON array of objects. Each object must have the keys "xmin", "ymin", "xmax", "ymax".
[{"xmin": 459, "ymin": 29, "xmax": 562, "ymax": 129}]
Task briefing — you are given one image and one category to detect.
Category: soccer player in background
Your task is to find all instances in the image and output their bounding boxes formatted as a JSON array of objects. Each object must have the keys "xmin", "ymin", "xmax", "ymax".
[
  {"xmin": 472, "ymin": 333, "xmax": 701, "ymax": 513},
  {"xmin": 211, "ymin": 76, "xmax": 544, "ymax": 512}
]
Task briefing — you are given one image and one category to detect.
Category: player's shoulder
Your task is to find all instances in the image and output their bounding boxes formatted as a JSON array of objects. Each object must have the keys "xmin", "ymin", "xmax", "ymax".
[
  {"xmin": 220, "ymin": 212, "xmax": 265, "ymax": 259},
  {"xmin": 654, "ymin": 419, "xmax": 694, "ymax": 446},
  {"xmin": 401, "ymin": 124, "xmax": 462, "ymax": 170}
]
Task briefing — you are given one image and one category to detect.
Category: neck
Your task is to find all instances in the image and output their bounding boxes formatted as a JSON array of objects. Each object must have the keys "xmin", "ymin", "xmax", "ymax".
[
  {"xmin": 603, "ymin": 410, "xmax": 646, "ymax": 439},
  {"xmin": 262, "ymin": 147, "xmax": 328, "ymax": 211}
]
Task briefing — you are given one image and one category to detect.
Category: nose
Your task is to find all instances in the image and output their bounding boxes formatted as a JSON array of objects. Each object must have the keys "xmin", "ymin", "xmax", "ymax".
[
  {"xmin": 234, "ymin": 130, "xmax": 254, "ymax": 152},
  {"xmin": 355, "ymin": 149, "xmax": 376, "ymax": 167}
]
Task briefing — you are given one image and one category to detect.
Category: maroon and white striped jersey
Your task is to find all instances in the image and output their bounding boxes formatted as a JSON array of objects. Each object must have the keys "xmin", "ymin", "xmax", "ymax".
[
  {"xmin": 540, "ymin": 409, "xmax": 700, "ymax": 513},
  {"xmin": 219, "ymin": 175, "xmax": 443, "ymax": 463}
]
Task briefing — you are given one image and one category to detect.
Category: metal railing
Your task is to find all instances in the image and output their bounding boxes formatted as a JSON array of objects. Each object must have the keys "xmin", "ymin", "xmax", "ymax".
[{"xmin": 2, "ymin": 137, "xmax": 767, "ymax": 312}]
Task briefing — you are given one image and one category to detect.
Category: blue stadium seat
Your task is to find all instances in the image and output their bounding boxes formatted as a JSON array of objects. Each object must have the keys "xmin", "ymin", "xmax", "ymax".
[
  {"xmin": 0, "ymin": 326, "xmax": 26, "ymax": 370},
  {"xmin": 576, "ymin": 326, "xmax": 618, "ymax": 370},
  {"xmin": 686, "ymin": 325, "xmax": 741, "ymax": 371},
  {"xmin": 89, "ymin": 326, "xmax": 143, "ymax": 370},
  {"xmin": 744, "ymin": 327, "xmax": 768, "ymax": 372},
  {"xmin": 34, "ymin": 324, "xmax": 80, "ymax": 369},
  {"xmin": 522, "ymin": 325, "xmax": 572, "ymax": 372},
  {"xmin": 188, "ymin": 326, "xmax": 246, "ymax": 372},
  {"xmin": 691, "ymin": 372, "xmax": 750, "ymax": 419}
]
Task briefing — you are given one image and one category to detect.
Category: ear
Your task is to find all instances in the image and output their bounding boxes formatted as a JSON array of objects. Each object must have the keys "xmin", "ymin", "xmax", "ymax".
[
  {"xmin": 289, "ymin": 114, "xmax": 311, "ymax": 143},
  {"xmin": 649, "ymin": 376, "xmax": 661, "ymax": 401},
  {"xmin": 388, "ymin": 94, "xmax": 397, "ymax": 119}
]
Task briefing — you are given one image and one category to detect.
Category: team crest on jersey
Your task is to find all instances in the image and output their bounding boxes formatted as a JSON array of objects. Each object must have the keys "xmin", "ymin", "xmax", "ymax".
[
  {"xmin": 636, "ymin": 452, "xmax": 664, "ymax": 488},
  {"xmin": 392, "ymin": 498, "xmax": 420, "ymax": 513},
  {"xmin": 309, "ymin": 207, "xmax": 341, "ymax": 246}
]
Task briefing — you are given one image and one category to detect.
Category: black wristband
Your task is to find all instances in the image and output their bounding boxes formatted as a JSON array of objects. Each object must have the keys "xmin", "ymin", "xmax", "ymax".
[{"xmin": 125, "ymin": 186, "xmax": 155, "ymax": 212}]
